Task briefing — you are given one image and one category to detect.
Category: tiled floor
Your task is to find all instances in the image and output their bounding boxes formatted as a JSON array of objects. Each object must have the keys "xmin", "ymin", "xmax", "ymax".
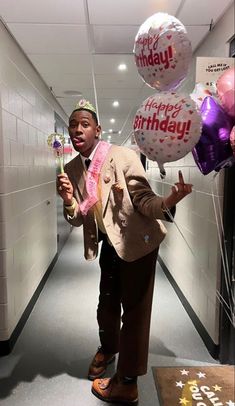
[{"xmin": 0, "ymin": 228, "xmax": 217, "ymax": 405}]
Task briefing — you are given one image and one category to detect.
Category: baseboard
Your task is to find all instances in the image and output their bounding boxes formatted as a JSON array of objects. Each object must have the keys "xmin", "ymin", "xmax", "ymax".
[
  {"xmin": 0, "ymin": 253, "xmax": 58, "ymax": 357},
  {"xmin": 158, "ymin": 255, "xmax": 220, "ymax": 360}
]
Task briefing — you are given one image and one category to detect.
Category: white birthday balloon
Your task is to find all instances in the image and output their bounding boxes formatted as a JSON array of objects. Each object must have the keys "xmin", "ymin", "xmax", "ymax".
[
  {"xmin": 133, "ymin": 92, "xmax": 202, "ymax": 174},
  {"xmin": 134, "ymin": 13, "xmax": 192, "ymax": 91}
]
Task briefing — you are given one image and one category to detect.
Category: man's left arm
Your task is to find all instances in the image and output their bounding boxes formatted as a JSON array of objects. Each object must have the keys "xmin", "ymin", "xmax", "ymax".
[
  {"xmin": 122, "ymin": 149, "xmax": 172, "ymax": 220},
  {"xmin": 122, "ymin": 149, "xmax": 191, "ymax": 220}
]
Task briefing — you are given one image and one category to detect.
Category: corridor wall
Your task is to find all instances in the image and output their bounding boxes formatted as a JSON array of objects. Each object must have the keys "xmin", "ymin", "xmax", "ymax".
[
  {"xmin": 147, "ymin": 3, "xmax": 234, "ymax": 353},
  {"xmin": 0, "ymin": 20, "xmax": 68, "ymax": 345}
]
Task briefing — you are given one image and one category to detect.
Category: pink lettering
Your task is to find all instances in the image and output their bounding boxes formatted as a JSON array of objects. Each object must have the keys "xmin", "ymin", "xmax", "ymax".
[
  {"xmin": 134, "ymin": 113, "xmax": 191, "ymax": 139},
  {"xmin": 135, "ymin": 46, "xmax": 174, "ymax": 70},
  {"xmin": 143, "ymin": 99, "xmax": 182, "ymax": 118}
]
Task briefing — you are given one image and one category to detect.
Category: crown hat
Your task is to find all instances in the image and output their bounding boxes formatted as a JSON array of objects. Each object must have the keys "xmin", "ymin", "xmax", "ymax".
[{"xmin": 74, "ymin": 99, "xmax": 96, "ymax": 114}]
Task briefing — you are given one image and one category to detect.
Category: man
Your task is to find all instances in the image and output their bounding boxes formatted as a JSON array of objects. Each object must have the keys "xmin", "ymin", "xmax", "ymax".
[{"xmin": 57, "ymin": 100, "xmax": 192, "ymax": 405}]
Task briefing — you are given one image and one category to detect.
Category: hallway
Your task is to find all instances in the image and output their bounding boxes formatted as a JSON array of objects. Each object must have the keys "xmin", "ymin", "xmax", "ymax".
[{"xmin": 0, "ymin": 228, "xmax": 216, "ymax": 406}]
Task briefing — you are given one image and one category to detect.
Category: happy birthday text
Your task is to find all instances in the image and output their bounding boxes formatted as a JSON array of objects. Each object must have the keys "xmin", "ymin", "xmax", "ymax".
[
  {"xmin": 135, "ymin": 46, "xmax": 173, "ymax": 69},
  {"xmin": 134, "ymin": 113, "xmax": 191, "ymax": 140},
  {"xmin": 143, "ymin": 99, "xmax": 183, "ymax": 117}
]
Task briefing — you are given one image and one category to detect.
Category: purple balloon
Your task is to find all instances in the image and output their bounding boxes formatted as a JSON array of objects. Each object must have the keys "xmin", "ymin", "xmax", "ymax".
[{"xmin": 192, "ymin": 96, "xmax": 234, "ymax": 175}]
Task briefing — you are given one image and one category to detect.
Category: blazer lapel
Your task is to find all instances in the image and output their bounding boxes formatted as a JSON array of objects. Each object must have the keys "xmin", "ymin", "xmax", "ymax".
[
  {"xmin": 71, "ymin": 155, "xmax": 87, "ymax": 200},
  {"xmin": 101, "ymin": 154, "xmax": 115, "ymax": 215}
]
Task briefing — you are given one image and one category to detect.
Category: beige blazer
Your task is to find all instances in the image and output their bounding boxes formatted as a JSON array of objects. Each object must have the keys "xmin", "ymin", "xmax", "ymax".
[{"xmin": 64, "ymin": 145, "xmax": 168, "ymax": 262}]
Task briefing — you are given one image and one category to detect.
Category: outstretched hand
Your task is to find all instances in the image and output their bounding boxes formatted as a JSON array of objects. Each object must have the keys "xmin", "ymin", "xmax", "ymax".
[{"xmin": 164, "ymin": 170, "xmax": 193, "ymax": 209}]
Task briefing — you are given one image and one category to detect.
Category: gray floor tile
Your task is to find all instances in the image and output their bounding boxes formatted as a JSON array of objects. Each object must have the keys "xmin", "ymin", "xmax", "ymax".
[{"xmin": 0, "ymin": 228, "xmax": 216, "ymax": 405}]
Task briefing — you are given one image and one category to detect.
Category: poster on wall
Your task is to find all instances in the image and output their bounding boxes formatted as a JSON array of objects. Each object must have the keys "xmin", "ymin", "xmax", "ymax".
[{"xmin": 196, "ymin": 56, "xmax": 234, "ymax": 91}]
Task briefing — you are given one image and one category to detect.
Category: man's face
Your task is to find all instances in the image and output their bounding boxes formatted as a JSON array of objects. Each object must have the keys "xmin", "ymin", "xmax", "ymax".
[{"xmin": 68, "ymin": 110, "xmax": 101, "ymax": 157}]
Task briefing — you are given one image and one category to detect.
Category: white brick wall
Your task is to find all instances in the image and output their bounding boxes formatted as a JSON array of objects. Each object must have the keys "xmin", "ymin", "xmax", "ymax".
[
  {"xmin": 148, "ymin": 153, "xmax": 224, "ymax": 344},
  {"xmin": 0, "ymin": 20, "xmax": 68, "ymax": 340}
]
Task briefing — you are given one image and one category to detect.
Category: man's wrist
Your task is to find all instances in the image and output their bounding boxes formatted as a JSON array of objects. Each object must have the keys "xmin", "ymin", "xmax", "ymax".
[
  {"xmin": 161, "ymin": 200, "xmax": 168, "ymax": 213},
  {"xmin": 163, "ymin": 196, "xmax": 175, "ymax": 210},
  {"xmin": 64, "ymin": 197, "xmax": 76, "ymax": 208}
]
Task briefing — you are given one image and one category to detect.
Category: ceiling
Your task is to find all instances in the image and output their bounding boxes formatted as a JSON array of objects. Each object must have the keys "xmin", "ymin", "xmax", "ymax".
[{"xmin": 0, "ymin": 0, "xmax": 233, "ymax": 145}]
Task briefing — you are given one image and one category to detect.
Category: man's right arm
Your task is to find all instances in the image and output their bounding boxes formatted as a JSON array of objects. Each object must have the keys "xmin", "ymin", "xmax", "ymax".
[{"xmin": 57, "ymin": 170, "xmax": 83, "ymax": 227}]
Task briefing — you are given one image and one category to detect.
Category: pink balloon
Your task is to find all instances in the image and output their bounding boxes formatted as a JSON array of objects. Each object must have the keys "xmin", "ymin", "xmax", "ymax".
[
  {"xmin": 230, "ymin": 126, "xmax": 235, "ymax": 157},
  {"xmin": 217, "ymin": 67, "xmax": 235, "ymax": 118},
  {"xmin": 133, "ymin": 13, "xmax": 192, "ymax": 91},
  {"xmin": 133, "ymin": 92, "xmax": 202, "ymax": 175}
]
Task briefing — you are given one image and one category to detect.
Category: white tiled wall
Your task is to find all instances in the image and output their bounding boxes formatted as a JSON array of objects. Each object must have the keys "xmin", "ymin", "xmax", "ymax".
[
  {"xmin": 147, "ymin": 4, "xmax": 234, "ymax": 345},
  {"xmin": 148, "ymin": 156, "xmax": 224, "ymax": 343},
  {"xmin": 0, "ymin": 21, "xmax": 68, "ymax": 341}
]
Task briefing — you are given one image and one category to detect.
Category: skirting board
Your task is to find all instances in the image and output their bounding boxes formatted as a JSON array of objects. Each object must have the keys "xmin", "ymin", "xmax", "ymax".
[
  {"xmin": 0, "ymin": 253, "xmax": 58, "ymax": 357},
  {"xmin": 158, "ymin": 255, "xmax": 219, "ymax": 360}
]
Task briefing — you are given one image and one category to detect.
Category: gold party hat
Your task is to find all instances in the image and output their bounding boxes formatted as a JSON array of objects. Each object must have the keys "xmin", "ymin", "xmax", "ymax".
[{"xmin": 74, "ymin": 99, "xmax": 96, "ymax": 113}]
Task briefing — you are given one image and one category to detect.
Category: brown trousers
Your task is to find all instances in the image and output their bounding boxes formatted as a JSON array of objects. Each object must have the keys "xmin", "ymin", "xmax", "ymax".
[{"xmin": 97, "ymin": 235, "xmax": 158, "ymax": 377}]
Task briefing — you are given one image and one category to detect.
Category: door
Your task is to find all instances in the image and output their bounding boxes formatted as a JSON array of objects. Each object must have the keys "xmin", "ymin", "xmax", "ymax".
[{"xmin": 219, "ymin": 37, "xmax": 235, "ymax": 364}]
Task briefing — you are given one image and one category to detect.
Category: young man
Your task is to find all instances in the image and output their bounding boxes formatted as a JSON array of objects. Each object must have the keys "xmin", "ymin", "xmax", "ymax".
[{"xmin": 57, "ymin": 100, "xmax": 192, "ymax": 405}]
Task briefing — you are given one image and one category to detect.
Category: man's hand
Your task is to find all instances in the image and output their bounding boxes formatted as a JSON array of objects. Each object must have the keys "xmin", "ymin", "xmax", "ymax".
[
  {"xmin": 57, "ymin": 173, "xmax": 74, "ymax": 205},
  {"xmin": 164, "ymin": 170, "xmax": 193, "ymax": 209}
]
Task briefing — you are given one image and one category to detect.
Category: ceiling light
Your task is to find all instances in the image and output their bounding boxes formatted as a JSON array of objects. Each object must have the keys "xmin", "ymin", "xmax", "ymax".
[
  {"xmin": 109, "ymin": 129, "xmax": 113, "ymax": 133},
  {"xmin": 118, "ymin": 130, "xmax": 122, "ymax": 134},
  {"xmin": 107, "ymin": 135, "xmax": 112, "ymax": 139},
  {"xmin": 118, "ymin": 64, "xmax": 127, "ymax": 71},
  {"xmin": 110, "ymin": 118, "xmax": 115, "ymax": 123},
  {"xmin": 112, "ymin": 101, "xmax": 119, "ymax": 107}
]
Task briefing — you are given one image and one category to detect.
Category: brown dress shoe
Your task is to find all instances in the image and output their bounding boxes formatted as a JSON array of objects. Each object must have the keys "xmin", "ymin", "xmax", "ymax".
[
  {"xmin": 92, "ymin": 374, "xmax": 138, "ymax": 404},
  {"xmin": 88, "ymin": 347, "xmax": 116, "ymax": 380}
]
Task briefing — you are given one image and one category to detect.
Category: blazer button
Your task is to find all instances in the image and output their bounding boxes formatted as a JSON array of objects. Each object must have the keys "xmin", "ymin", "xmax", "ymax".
[
  {"xmin": 104, "ymin": 175, "xmax": 111, "ymax": 183},
  {"xmin": 90, "ymin": 234, "xmax": 96, "ymax": 239},
  {"xmin": 144, "ymin": 235, "xmax": 150, "ymax": 243}
]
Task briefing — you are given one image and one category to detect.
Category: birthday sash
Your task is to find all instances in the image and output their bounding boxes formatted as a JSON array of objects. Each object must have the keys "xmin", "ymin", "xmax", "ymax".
[{"xmin": 80, "ymin": 141, "xmax": 112, "ymax": 215}]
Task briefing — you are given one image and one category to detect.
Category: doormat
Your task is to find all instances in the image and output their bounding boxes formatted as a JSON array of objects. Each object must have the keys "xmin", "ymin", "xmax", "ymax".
[{"xmin": 152, "ymin": 366, "xmax": 235, "ymax": 406}]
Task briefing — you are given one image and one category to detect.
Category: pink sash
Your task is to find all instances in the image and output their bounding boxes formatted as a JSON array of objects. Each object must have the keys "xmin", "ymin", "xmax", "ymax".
[{"xmin": 80, "ymin": 141, "xmax": 112, "ymax": 215}]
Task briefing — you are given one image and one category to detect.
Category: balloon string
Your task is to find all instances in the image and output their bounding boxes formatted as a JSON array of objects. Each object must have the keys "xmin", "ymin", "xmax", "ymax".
[
  {"xmin": 163, "ymin": 205, "xmax": 235, "ymax": 327},
  {"xmin": 164, "ymin": 205, "xmax": 232, "ymax": 313},
  {"xmin": 157, "ymin": 173, "xmax": 234, "ymax": 320},
  {"xmin": 158, "ymin": 171, "xmax": 235, "ymax": 327},
  {"xmin": 211, "ymin": 173, "xmax": 234, "ymax": 307},
  {"xmin": 212, "ymin": 173, "xmax": 231, "ymax": 286},
  {"xmin": 160, "ymin": 174, "xmax": 234, "ymax": 317}
]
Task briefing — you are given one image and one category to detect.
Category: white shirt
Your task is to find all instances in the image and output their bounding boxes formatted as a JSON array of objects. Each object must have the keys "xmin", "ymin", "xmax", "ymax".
[{"xmin": 79, "ymin": 141, "xmax": 100, "ymax": 169}]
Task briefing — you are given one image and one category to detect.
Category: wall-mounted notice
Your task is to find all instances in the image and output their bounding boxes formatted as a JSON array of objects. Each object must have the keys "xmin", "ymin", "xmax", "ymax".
[{"xmin": 196, "ymin": 57, "xmax": 234, "ymax": 91}]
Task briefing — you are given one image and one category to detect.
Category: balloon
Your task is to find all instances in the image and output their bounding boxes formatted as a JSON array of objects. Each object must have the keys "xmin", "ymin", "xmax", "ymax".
[
  {"xmin": 190, "ymin": 83, "xmax": 214, "ymax": 109},
  {"xmin": 216, "ymin": 67, "xmax": 235, "ymax": 118},
  {"xmin": 230, "ymin": 126, "xmax": 235, "ymax": 157},
  {"xmin": 133, "ymin": 13, "xmax": 192, "ymax": 91},
  {"xmin": 192, "ymin": 97, "xmax": 234, "ymax": 175},
  {"xmin": 133, "ymin": 92, "xmax": 202, "ymax": 175}
]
